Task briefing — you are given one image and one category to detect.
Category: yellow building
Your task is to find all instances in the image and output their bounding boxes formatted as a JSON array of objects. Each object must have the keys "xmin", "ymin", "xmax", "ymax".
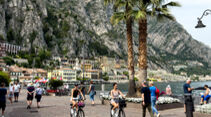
[
  {"xmin": 48, "ymin": 68, "xmax": 77, "ymax": 82},
  {"xmin": 80, "ymin": 70, "xmax": 101, "ymax": 79}
]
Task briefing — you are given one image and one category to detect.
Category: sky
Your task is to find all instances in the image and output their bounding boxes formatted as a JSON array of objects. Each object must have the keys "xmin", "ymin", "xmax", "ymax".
[{"xmin": 170, "ymin": 0, "xmax": 211, "ymax": 47}]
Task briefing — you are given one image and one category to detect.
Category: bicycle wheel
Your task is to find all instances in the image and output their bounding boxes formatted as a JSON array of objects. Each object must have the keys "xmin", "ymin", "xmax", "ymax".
[
  {"xmin": 119, "ymin": 109, "xmax": 126, "ymax": 117},
  {"xmin": 77, "ymin": 109, "xmax": 85, "ymax": 117}
]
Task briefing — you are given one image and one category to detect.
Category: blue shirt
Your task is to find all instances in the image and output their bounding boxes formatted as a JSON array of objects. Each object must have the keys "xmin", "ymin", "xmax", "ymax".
[
  {"xmin": 0, "ymin": 88, "xmax": 7, "ymax": 102},
  {"xmin": 184, "ymin": 83, "xmax": 191, "ymax": 94},
  {"xmin": 149, "ymin": 86, "xmax": 156, "ymax": 96}
]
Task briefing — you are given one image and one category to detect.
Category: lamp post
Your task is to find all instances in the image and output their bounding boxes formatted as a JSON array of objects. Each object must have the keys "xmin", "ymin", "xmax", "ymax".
[{"xmin": 195, "ymin": 9, "xmax": 211, "ymax": 28}]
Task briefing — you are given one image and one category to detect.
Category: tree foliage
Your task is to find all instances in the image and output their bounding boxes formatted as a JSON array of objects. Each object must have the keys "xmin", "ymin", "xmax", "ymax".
[
  {"xmin": 0, "ymin": 71, "xmax": 11, "ymax": 86},
  {"xmin": 3, "ymin": 56, "xmax": 15, "ymax": 65},
  {"xmin": 48, "ymin": 79, "xmax": 64, "ymax": 90}
]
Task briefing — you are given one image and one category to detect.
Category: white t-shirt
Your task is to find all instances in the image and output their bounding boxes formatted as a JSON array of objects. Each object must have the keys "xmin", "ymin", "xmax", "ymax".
[
  {"xmin": 9, "ymin": 86, "xmax": 14, "ymax": 92},
  {"xmin": 14, "ymin": 84, "xmax": 20, "ymax": 93}
]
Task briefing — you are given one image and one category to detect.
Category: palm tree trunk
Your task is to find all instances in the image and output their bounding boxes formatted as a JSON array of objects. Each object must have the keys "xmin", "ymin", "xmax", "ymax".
[
  {"xmin": 138, "ymin": 18, "xmax": 148, "ymax": 85},
  {"xmin": 126, "ymin": 18, "xmax": 136, "ymax": 97}
]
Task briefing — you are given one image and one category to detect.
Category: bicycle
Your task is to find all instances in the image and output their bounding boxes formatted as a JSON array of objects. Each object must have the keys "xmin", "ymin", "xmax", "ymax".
[
  {"xmin": 70, "ymin": 100, "xmax": 85, "ymax": 117},
  {"xmin": 110, "ymin": 98, "xmax": 126, "ymax": 117}
]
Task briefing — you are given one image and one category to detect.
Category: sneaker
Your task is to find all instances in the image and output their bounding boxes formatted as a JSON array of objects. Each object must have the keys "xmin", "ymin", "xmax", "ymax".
[
  {"xmin": 115, "ymin": 113, "xmax": 118, "ymax": 117},
  {"xmin": 71, "ymin": 109, "xmax": 74, "ymax": 114},
  {"xmin": 157, "ymin": 113, "xmax": 161, "ymax": 117},
  {"xmin": 111, "ymin": 110, "xmax": 114, "ymax": 115}
]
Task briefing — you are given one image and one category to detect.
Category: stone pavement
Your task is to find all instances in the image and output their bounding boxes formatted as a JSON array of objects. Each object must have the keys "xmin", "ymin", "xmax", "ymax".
[{"xmin": 4, "ymin": 90, "xmax": 211, "ymax": 117}]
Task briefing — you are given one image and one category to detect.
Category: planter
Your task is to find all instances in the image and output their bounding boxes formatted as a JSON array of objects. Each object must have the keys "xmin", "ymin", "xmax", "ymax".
[
  {"xmin": 156, "ymin": 103, "xmax": 183, "ymax": 111},
  {"xmin": 49, "ymin": 93, "xmax": 56, "ymax": 96}
]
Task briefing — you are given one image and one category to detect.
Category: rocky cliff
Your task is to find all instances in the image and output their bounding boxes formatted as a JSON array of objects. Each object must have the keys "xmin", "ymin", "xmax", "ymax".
[{"xmin": 0, "ymin": 0, "xmax": 211, "ymax": 74}]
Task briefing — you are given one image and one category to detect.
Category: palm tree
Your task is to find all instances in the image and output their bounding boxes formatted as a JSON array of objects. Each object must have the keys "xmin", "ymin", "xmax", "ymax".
[
  {"xmin": 104, "ymin": 0, "xmax": 136, "ymax": 97},
  {"xmin": 134, "ymin": 0, "xmax": 180, "ymax": 83}
]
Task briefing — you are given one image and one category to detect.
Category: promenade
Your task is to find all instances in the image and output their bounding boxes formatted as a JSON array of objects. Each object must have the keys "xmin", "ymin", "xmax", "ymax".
[{"xmin": 4, "ymin": 90, "xmax": 211, "ymax": 117}]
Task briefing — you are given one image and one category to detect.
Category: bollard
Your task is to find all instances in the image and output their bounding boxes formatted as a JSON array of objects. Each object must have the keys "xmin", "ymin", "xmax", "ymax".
[{"xmin": 101, "ymin": 84, "xmax": 105, "ymax": 92}]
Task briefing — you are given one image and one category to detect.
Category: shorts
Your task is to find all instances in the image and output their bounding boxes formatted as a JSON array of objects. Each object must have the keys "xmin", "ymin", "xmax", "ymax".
[
  {"xmin": 14, "ymin": 92, "xmax": 19, "ymax": 97},
  {"xmin": 201, "ymin": 95, "xmax": 211, "ymax": 101},
  {"xmin": 27, "ymin": 93, "xmax": 34, "ymax": 101},
  {"xmin": 111, "ymin": 99, "xmax": 119, "ymax": 104},
  {"xmin": 36, "ymin": 95, "xmax": 42, "ymax": 102},
  {"xmin": 71, "ymin": 97, "xmax": 78, "ymax": 102},
  {"xmin": 8, "ymin": 92, "xmax": 13, "ymax": 98},
  {"xmin": 0, "ymin": 101, "xmax": 6, "ymax": 111}
]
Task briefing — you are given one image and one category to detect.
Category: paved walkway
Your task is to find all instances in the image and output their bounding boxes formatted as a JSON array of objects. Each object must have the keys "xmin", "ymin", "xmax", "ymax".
[{"xmin": 4, "ymin": 90, "xmax": 211, "ymax": 117}]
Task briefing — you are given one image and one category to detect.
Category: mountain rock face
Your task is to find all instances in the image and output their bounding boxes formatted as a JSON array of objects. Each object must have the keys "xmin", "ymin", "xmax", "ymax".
[{"xmin": 0, "ymin": 0, "xmax": 211, "ymax": 73}]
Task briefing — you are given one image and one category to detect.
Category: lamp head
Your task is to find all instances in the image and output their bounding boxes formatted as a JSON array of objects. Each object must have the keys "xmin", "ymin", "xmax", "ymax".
[{"xmin": 195, "ymin": 19, "xmax": 206, "ymax": 28}]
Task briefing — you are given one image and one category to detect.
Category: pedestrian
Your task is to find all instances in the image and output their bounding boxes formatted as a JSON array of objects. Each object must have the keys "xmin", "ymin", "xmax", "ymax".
[
  {"xmin": 141, "ymin": 81, "xmax": 153, "ymax": 117},
  {"xmin": 88, "ymin": 81, "xmax": 95, "ymax": 105},
  {"xmin": 26, "ymin": 83, "xmax": 35, "ymax": 109},
  {"xmin": 35, "ymin": 85, "xmax": 43, "ymax": 108},
  {"xmin": 200, "ymin": 85, "xmax": 211, "ymax": 105},
  {"xmin": 14, "ymin": 81, "xmax": 21, "ymax": 102},
  {"xmin": 0, "ymin": 83, "xmax": 7, "ymax": 117},
  {"xmin": 183, "ymin": 79, "xmax": 194, "ymax": 117},
  {"xmin": 149, "ymin": 82, "xmax": 160, "ymax": 117},
  {"xmin": 8, "ymin": 83, "xmax": 14, "ymax": 104},
  {"xmin": 166, "ymin": 85, "xmax": 172, "ymax": 96},
  {"xmin": 79, "ymin": 82, "xmax": 86, "ymax": 100}
]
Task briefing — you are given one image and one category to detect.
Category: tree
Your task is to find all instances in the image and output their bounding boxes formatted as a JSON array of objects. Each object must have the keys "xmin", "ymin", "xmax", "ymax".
[
  {"xmin": 48, "ymin": 79, "xmax": 63, "ymax": 90},
  {"xmin": 134, "ymin": 0, "xmax": 180, "ymax": 84},
  {"xmin": 102, "ymin": 72, "xmax": 109, "ymax": 81},
  {"xmin": 3, "ymin": 56, "xmax": 15, "ymax": 66},
  {"xmin": 104, "ymin": 0, "xmax": 136, "ymax": 97},
  {"xmin": 0, "ymin": 71, "xmax": 11, "ymax": 86}
]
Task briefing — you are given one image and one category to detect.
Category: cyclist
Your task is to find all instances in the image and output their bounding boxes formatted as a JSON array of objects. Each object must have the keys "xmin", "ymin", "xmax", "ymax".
[
  {"xmin": 70, "ymin": 84, "xmax": 85, "ymax": 110},
  {"xmin": 110, "ymin": 83, "xmax": 125, "ymax": 116}
]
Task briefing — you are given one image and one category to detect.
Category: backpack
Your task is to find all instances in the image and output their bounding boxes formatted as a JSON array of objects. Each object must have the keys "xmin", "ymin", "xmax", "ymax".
[{"xmin": 155, "ymin": 87, "xmax": 160, "ymax": 100}]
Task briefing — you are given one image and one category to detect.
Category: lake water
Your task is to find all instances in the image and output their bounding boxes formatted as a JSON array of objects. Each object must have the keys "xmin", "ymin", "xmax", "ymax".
[
  {"xmin": 68, "ymin": 81, "xmax": 211, "ymax": 96},
  {"xmin": 94, "ymin": 81, "xmax": 211, "ymax": 95}
]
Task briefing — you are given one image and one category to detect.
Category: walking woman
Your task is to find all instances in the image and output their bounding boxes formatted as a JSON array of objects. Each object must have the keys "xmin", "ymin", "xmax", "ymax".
[
  {"xmin": 35, "ymin": 85, "xmax": 43, "ymax": 108},
  {"xmin": 88, "ymin": 81, "xmax": 95, "ymax": 105},
  {"xmin": 8, "ymin": 83, "xmax": 14, "ymax": 104}
]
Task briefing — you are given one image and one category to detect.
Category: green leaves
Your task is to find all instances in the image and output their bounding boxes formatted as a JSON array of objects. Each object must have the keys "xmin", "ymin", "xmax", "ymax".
[
  {"xmin": 110, "ymin": 12, "xmax": 125, "ymax": 25},
  {"xmin": 132, "ymin": 10, "xmax": 146, "ymax": 20}
]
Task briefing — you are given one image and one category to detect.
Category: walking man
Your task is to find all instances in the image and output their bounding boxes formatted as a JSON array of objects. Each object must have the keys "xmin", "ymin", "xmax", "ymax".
[
  {"xmin": 0, "ymin": 83, "xmax": 7, "ymax": 117},
  {"xmin": 27, "ymin": 83, "xmax": 35, "ymax": 109},
  {"xmin": 14, "ymin": 82, "xmax": 21, "ymax": 102},
  {"xmin": 149, "ymin": 82, "xmax": 160, "ymax": 117},
  {"xmin": 141, "ymin": 81, "xmax": 153, "ymax": 117},
  {"xmin": 183, "ymin": 79, "xmax": 194, "ymax": 117}
]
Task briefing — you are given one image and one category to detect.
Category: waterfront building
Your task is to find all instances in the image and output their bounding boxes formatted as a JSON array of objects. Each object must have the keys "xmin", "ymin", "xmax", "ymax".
[{"xmin": 48, "ymin": 68, "xmax": 77, "ymax": 82}]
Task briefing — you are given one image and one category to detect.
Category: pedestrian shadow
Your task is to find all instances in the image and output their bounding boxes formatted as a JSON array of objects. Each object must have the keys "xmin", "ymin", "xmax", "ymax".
[{"xmin": 38, "ymin": 105, "xmax": 55, "ymax": 109}]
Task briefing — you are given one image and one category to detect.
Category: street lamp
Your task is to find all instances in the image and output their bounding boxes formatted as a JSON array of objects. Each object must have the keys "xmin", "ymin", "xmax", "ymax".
[{"xmin": 195, "ymin": 9, "xmax": 211, "ymax": 28}]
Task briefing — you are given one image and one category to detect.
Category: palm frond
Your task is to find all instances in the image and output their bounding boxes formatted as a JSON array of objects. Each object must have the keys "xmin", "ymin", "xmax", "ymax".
[
  {"xmin": 131, "ymin": 10, "xmax": 146, "ymax": 20},
  {"xmin": 110, "ymin": 12, "xmax": 125, "ymax": 25},
  {"xmin": 163, "ymin": 1, "xmax": 181, "ymax": 8}
]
